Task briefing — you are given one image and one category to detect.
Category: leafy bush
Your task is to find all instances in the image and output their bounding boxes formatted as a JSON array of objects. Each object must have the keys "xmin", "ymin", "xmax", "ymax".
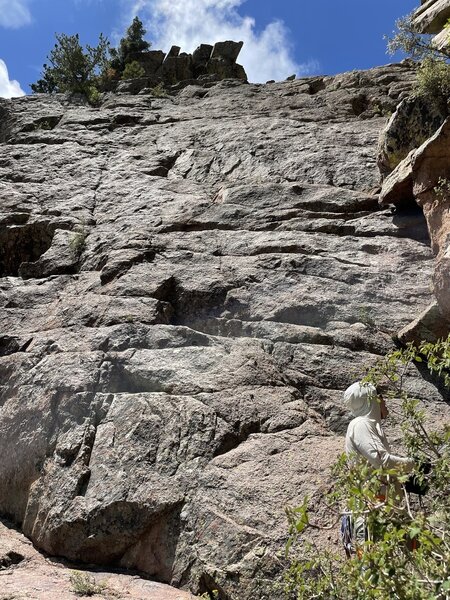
[
  {"xmin": 149, "ymin": 82, "xmax": 168, "ymax": 97},
  {"xmin": 32, "ymin": 17, "xmax": 151, "ymax": 95},
  {"xmin": 85, "ymin": 85, "xmax": 102, "ymax": 107},
  {"xmin": 387, "ymin": 13, "xmax": 450, "ymax": 115},
  {"xmin": 415, "ymin": 57, "xmax": 450, "ymax": 113},
  {"xmin": 386, "ymin": 14, "xmax": 450, "ymax": 61},
  {"xmin": 69, "ymin": 228, "xmax": 86, "ymax": 258},
  {"xmin": 434, "ymin": 177, "xmax": 450, "ymax": 199},
  {"xmin": 69, "ymin": 571, "xmax": 106, "ymax": 596},
  {"xmin": 285, "ymin": 337, "xmax": 450, "ymax": 599},
  {"xmin": 121, "ymin": 60, "xmax": 146, "ymax": 80},
  {"xmin": 30, "ymin": 68, "xmax": 57, "ymax": 94}
]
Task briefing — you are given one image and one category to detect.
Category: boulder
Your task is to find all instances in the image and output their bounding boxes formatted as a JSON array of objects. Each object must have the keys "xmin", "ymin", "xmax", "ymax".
[
  {"xmin": 166, "ymin": 45, "xmax": 181, "ymax": 58},
  {"xmin": 397, "ymin": 301, "xmax": 450, "ymax": 344},
  {"xmin": 377, "ymin": 96, "xmax": 447, "ymax": 177},
  {"xmin": 192, "ymin": 44, "xmax": 214, "ymax": 78},
  {"xmin": 129, "ymin": 50, "xmax": 165, "ymax": 76},
  {"xmin": 107, "ymin": 42, "xmax": 247, "ymax": 93},
  {"xmin": 116, "ymin": 77, "xmax": 159, "ymax": 94},
  {"xmin": 432, "ymin": 27, "xmax": 450, "ymax": 50},
  {"xmin": 192, "ymin": 44, "xmax": 213, "ymax": 67},
  {"xmin": 158, "ymin": 54, "xmax": 193, "ymax": 84},
  {"xmin": 18, "ymin": 228, "xmax": 81, "ymax": 279},
  {"xmin": 211, "ymin": 41, "xmax": 243, "ymax": 63},
  {"xmin": 412, "ymin": 0, "xmax": 450, "ymax": 33},
  {"xmin": 0, "ymin": 519, "xmax": 195, "ymax": 599},
  {"xmin": 206, "ymin": 57, "xmax": 244, "ymax": 80}
]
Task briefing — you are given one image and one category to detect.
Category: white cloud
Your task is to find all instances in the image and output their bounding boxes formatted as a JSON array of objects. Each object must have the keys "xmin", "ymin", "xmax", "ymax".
[
  {"xmin": 0, "ymin": 0, "xmax": 31, "ymax": 28},
  {"xmin": 0, "ymin": 59, "xmax": 25, "ymax": 98},
  {"xmin": 121, "ymin": 0, "xmax": 320, "ymax": 82}
]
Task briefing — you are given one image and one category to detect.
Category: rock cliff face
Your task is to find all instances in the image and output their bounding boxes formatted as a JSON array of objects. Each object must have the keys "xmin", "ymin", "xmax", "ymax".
[
  {"xmin": 380, "ymin": 116, "xmax": 450, "ymax": 341},
  {"xmin": 1, "ymin": 63, "xmax": 449, "ymax": 599}
]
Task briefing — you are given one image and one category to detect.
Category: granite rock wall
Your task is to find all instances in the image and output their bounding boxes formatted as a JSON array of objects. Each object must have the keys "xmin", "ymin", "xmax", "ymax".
[{"xmin": 0, "ymin": 62, "xmax": 449, "ymax": 599}]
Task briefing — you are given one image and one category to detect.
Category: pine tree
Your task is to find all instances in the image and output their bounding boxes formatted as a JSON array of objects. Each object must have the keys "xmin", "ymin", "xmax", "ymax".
[
  {"xmin": 109, "ymin": 17, "xmax": 150, "ymax": 74},
  {"xmin": 31, "ymin": 33, "xmax": 110, "ymax": 96}
]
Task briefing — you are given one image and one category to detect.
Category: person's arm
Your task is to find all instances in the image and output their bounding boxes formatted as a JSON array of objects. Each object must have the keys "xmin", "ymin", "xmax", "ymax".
[{"xmin": 352, "ymin": 420, "xmax": 414, "ymax": 472}]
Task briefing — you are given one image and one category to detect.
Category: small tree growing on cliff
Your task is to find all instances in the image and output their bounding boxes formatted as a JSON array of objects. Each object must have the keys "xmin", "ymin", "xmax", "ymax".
[
  {"xmin": 121, "ymin": 60, "xmax": 146, "ymax": 80},
  {"xmin": 386, "ymin": 14, "xmax": 450, "ymax": 61},
  {"xmin": 386, "ymin": 14, "xmax": 450, "ymax": 113},
  {"xmin": 31, "ymin": 32, "xmax": 110, "ymax": 102},
  {"xmin": 109, "ymin": 17, "xmax": 150, "ymax": 76},
  {"xmin": 284, "ymin": 337, "xmax": 450, "ymax": 600}
]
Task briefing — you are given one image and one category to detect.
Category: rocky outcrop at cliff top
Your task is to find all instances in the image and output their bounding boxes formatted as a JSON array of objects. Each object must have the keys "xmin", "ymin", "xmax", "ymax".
[
  {"xmin": 1, "ymin": 62, "xmax": 449, "ymax": 599},
  {"xmin": 117, "ymin": 40, "xmax": 247, "ymax": 93}
]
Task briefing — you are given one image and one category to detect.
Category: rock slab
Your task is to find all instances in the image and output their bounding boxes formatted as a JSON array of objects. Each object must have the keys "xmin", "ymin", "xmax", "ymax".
[{"xmin": 0, "ymin": 62, "xmax": 449, "ymax": 599}]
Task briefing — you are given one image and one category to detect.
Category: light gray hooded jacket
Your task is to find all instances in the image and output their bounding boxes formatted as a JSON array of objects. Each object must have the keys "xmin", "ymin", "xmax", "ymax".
[{"xmin": 344, "ymin": 382, "xmax": 414, "ymax": 471}]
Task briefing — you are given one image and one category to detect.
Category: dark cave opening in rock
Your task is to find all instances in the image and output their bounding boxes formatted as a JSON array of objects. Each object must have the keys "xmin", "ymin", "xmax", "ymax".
[
  {"xmin": 390, "ymin": 198, "xmax": 430, "ymax": 243},
  {"xmin": 0, "ymin": 222, "xmax": 56, "ymax": 277}
]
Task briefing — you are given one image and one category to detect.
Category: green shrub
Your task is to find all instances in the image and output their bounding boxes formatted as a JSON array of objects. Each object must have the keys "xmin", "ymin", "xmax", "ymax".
[
  {"xmin": 285, "ymin": 337, "xmax": 450, "ymax": 599},
  {"xmin": 121, "ymin": 60, "xmax": 146, "ymax": 80},
  {"xmin": 69, "ymin": 571, "xmax": 106, "ymax": 596},
  {"xmin": 31, "ymin": 17, "xmax": 151, "ymax": 94},
  {"xmin": 386, "ymin": 14, "xmax": 450, "ymax": 61},
  {"xmin": 33, "ymin": 119, "xmax": 53, "ymax": 131},
  {"xmin": 85, "ymin": 85, "xmax": 102, "ymax": 107},
  {"xmin": 30, "ymin": 68, "xmax": 58, "ymax": 94},
  {"xmin": 149, "ymin": 82, "xmax": 168, "ymax": 97},
  {"xmin": 357, "ymin": 305, "xmax": 375, "ymax": 328},
  {"xmin": 415, "ymin": 57, "xmax": 450, "ymax": 113},
  {"xmin": 69, "ymin": 228, "xmax": 86, "ymax": 258},
  {"xmin": 386, "ymin": 13, "xmax": 450, "ymax": 116},
  {"xmin": 434, "ymin": 176, "xmax": 450, "ymax": 199}
]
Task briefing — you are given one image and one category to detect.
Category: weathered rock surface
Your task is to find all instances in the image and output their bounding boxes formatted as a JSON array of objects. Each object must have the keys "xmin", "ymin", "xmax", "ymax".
[
  {"xmin": 432, "ymin": 26, "xmax": 450, "ymax": 50},
  {"xmin": 412, "ymin": 0, "xmax": 450, "ymax": 34},
  {"xmin": 118, "ymin": 40, "xmax": 247, "ymax": 93},
  {"xmin": 377, "ymin": 95, "xmax": 447, "ymax": 176},
  {"xmin": 397, "ymin": 301, "xmax": 450, "ymax": 343},
  {"xmin": 380, "ymin": 118, "xmax": 450, "ymax": 327},
  {"xmin": 0, "ymin": 519, "xmax": 195, "ymax": 599},
  {"xmin": 413, "ymin": 0, "xmax": 450, "ymax": 53},
  {"xmin": 1, "ymin": 62, "xmax": 449, "ymax": 599}
]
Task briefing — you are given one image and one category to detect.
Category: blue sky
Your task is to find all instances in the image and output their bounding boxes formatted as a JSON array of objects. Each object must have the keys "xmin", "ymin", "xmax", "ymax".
[{"xmin": 0, "ymin": 0, "xmax": 418, "ymax": 97}]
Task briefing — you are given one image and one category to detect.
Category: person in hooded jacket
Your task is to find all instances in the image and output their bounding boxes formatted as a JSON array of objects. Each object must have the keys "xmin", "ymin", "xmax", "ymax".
[{"xmin": 342, "ymin": 381, "xmax": 414, "ymax": 552}]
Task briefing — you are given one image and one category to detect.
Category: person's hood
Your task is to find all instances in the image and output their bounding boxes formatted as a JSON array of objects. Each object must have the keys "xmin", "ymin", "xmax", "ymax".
[{"xmin": 343, "ymin": 381, "xmax": 381, "ymax": 420}]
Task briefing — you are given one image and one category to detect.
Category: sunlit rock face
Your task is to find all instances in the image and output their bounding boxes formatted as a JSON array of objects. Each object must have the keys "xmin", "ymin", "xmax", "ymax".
[
  {"xmin": 412, "ymin": 0, "xmax": 450, "ymax": 51},
  {"xmin": 412, "ymin": 0, "xmax": 450, "ymax": 34},
  {"xmin": 1, "ymin": 63, "xmax": 449, "ymax": 599},
  {"xmin": 380, "ymin": 118, "xmax": 450, "ymax": 340},
  {"xmin": 114, "ymin": 40, "xmax": 248, "ymax": 94}
]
